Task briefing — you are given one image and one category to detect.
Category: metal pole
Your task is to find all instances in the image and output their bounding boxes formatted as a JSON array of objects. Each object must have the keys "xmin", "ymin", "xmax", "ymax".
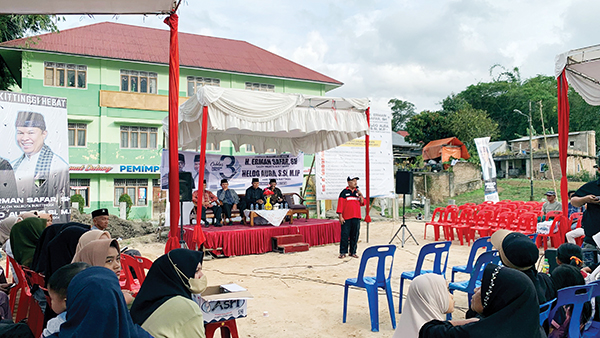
[{"xmin": 528, "ymin": 102, "xmax": 534, "ymax": 201}]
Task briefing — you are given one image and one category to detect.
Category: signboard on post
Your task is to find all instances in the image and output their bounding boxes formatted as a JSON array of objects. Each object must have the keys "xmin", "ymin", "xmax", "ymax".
[
  {"xmin": 0, "ymin": 91, "xmax": 70, "ymax": 221},
  {"xmin": 315, "ymin": 111, "xmax": 394, "ymax": 200},
  {"xmin": 475, "ymin": 137, "xmax": 499, "ymax": 202}
]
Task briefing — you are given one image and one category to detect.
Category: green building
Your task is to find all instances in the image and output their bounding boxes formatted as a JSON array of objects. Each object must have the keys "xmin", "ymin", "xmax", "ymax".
[{"xmin": 0, "ymin": 22, "xmax": 342, "ymax": 219}]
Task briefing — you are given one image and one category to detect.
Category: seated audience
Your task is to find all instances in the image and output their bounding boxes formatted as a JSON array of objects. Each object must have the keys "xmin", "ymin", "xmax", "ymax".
[
  {"xmin": 548, "ymin": 265, "xmax": 592, "ymax": 338},
  {"xmin": 130, "ymin": 249, "xmax": 206, "ymax": 338},
  {"xmin": 567, "ymin": 190, "xmax": 584, "ymax": 218},
  {"xmin": 556, "ymin": 243, "xmax": 585, "ymax": 269},
  {"xmin": 44, "ymin": 227, "xmax": 89, "ymax": 284},
  {"xmin": 72, "ymin": 229, "xmax": 111, "ymax": 260},
  {"xmin": 43, "ymin": 262, "xmax": 91, "ymax": 338},
  {"xmin": 0, "ymin": 216, "xmax": 17, "ymax": 247},
  {"xmin": 9, "ymin": 216, "xmax": 47, "ymax": 267},
  {"xmin": 242, "ymin": 178, "xmax": 264, "ymax": 224},
  {"xmin": 217, "ymin": 179, "xmax": 239, "ymax": 225},
  {"xmin": 193, "ymin": 180, "xmax": 222, "ymax": 227},
  {"xmin": 33, "ymin": 222, "xmax": 89, "ymax": 274},
  {"xmin": 542, "ymin": 191, "xmax": 562, "ymax": 215},
  {"xmin": 491, "ymin": 229, "xmax": 556, "ymax": 303},
  {"xmin": 419, "ymin": 264, "xmax": 545, "ymax": 338},
  {"xmin": 265, "ymin": 179, "xmax": 284, "ymax": 205},
  {"xmin": 393, "ymin": 273, "xmax": 454, "ymax": 338},
  {"xmin": 48, "ymin": 266, "xmax": 151, "ymax": 338}
]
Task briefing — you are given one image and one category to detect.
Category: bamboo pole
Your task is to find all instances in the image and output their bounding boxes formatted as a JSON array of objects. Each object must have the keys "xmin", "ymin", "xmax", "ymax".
[{"xmin": 539, "ymin": 101, "xmax": 558, "ymax": 197}]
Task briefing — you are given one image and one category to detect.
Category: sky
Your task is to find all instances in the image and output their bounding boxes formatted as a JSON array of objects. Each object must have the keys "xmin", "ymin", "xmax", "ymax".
[{"xmin": 56, "ymin": 0, "xmax": 600, "ymax": 115}]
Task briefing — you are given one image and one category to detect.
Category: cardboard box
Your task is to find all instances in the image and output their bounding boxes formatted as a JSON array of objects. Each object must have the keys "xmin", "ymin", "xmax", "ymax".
[{"xmin": 192, "ymin": 285, "xmax": 253, "ymax": 324}]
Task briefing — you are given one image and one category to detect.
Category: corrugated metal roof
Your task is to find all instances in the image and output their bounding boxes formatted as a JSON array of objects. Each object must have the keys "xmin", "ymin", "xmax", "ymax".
[{"xmin": 0, "ymin": 22, "xmax": 342, "ymax": 86}]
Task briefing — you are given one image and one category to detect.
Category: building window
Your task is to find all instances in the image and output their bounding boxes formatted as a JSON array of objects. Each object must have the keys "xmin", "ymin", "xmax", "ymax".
[
  {"xmin": 569, "ymin": 141, "xmax": 575, "ymax": 148},
  {"xmin": 120, "ymin": 70, "xmax": 158, "ymax": 94},
  {"xmin": 70, "ymin": 179, "xmax": 90, "ymax": 207},
  {"xmin": 114, "ymin": 179, "xmax": 148, "ymax": 206},
  {"xmin": 68, "ymin": 123, "xmax": 87, "ymax": 147},
  {"xmin": 266, "ymin": 149, "xmax": 276, "ymax": 154},
  {"xmin": 187, "ymin": 76, "xmax": 220, "ymax": 96},
  {"xmin": 207, "ymin": 142, "xmax": 220, "ymax": 151},
  {"xmin": 245, "ymin": 82, "xmax": 275, "ymax": 92},
  {"xmin": 120, "ymin": 126, "xmax": 158, "ymax": 149},
  {"xmin": 152, "ymin": 179, "xmax": 160, "ymax": 188},
  {"xmin": 244, "ymin": 144, "xmax": 255, "ymax": 153},
  {"xmin": 44, "ymin": 62, "xmax": 87, "ymax": 88}
]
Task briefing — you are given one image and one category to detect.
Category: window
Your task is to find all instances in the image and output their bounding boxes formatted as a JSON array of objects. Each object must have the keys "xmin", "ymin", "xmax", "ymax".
[
  {"xmin": 187, "ymin": 76, "xmax": 220, "ymax": 96},
  {"xmin": 120, "ymin": 126, "xmax": 158, "ymax": 149},
  {"xmin": 70, "ymin": 179, "xmax": 90, "ymax": 207},
  {"xmin": 245, "ymin": 144, "xmax": 255, "ymax": 152},
  {"xmin": 245, "ymin": 82, "xmax": 275, "ymax": 92},
  {"xmin": 152, "ymin": 179, "xmax": 160, "ymax": 188},
  {"xmin": 569, "ymin": 141, "xmax": 575, "ymax": 148},
  {"xmin": 114, "ymin": 179, "xmax": 148, "ymax": 206},
  {"xmin": 44, "ymin": 62, "xmax": 87, "ymax": 88},
  {"xmin": 266, "ymin": 149, "xmax": 276, "ymax": 154},
  {"xmin": 120, "ymin": 70, "xmax": 158, "ymax": 94},
  {"xmin": 207, "ymin": 142, "xmax": 220, "ymax": 151},
  {"xmin": 68, "ymin": 123, "xmax": 87, "ymax": 147}
]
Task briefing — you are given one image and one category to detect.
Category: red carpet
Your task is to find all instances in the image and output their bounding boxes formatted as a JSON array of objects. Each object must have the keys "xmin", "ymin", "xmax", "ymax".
[{"xmin": 183, "ymin": 219, "xmax": 341, "ymax": 257}]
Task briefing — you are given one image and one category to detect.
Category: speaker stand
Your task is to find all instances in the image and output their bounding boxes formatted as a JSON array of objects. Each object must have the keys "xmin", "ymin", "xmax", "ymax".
[
  {"xmin": 389, "ymin": 194, "xmax": 418, "ymax": 247},
  {"xmin": 179, "ymin": 201, "xmax": 188, "ymax": 249}
]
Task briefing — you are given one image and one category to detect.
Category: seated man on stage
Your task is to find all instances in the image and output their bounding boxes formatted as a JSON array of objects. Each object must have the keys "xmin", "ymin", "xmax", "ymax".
[
  {"xmin": 217, "ymin": 179, "xmax": 239, "ymax": 226},
  {"xmin": 193, "ymin": 180, "xmax": 223, "ymax": 227},
  {"xmin": 265, "ymin": 179, "xmax": 284, "ymax": 205},
  {"xmin": 243, "ymin": 178, "xmax": 264, "ymax": 224}
]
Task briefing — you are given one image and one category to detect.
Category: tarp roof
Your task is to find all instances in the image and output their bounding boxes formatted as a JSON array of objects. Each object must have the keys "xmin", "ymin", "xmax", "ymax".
[
  {"xmin": 164, "ymin": 86, "xmax": 370, "ymax": 154},
  {"xmin": 0, "ymin": 0, "xmax": 174, "ymax": 14},
  {"xmin": 555, "ymin": 44, "xmax": 600, "ymax": 105},
  {"xmin": 422, "ymin": 137, "xmax": 470, "ymax": 160}
]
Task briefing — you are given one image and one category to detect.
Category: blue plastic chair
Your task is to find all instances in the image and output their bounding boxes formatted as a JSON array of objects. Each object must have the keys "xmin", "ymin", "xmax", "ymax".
[
  {"xmin": 399, "ymin": 241, "xmax": 451, "ymax": 313},
  {"xmin": 343, "ymin": 245, "xmax": 396, "ymax": 332},
  {"xmin": 582, "ymin": 280, "xmax": 600, "ymax": 338},
  {"xmin": 450, "ymin": 236, "xmax": 493, "ymax": 282},
  {"xmin": 447, "ymin": 250, "xmax": 500, "ymax": 319},
  {"xmin": 539, "ymin": 298, "xmax": 556, "ymax": 326},
  {"xmin": 526, "ymin": 233, "xmax": 538, "ymax": 243},
  {"xmin": 548, "ymin": 284, "xmax": 595, "ymax": 338}
]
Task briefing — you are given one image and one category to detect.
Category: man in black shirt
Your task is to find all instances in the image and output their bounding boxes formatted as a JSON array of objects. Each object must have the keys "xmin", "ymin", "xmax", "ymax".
[
  {"xmin": 572, "ymin": 164, "xmax": 600, "ymax": 248},
  {"xmin": 266, "ymin": 179, "xmax": 284, "ymax": 205},
  {"xmin": 242, "ymin": 178, "xmax": 264, "ymax": 224}
]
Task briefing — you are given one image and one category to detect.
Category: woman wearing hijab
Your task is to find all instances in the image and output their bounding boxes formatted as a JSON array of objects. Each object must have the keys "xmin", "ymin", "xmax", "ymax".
[
  {"xmin": 393, "ymin": 273, "xmax": 454, "ymax": 338},
  {"xmin": 32, "ymin": 222, "xmax": 90, "ymax": 273},
  {"xmin": 44, "ymin": 227, "xmax": 90, "ymax": 284},
  {"xmin": 548, "ymin": 265, "xmax": 591, "ymax": 338},
  {"xmin": 47, "ymin": 266, "xmax": 151, "ymax": 338},
  {"xmin": 419, "ymin": 264, "xmax": 545, "ymax": 338},
  {"xmin": 0, "ymin": 216, "xmax": 17, "ymax": 247},
  {"xmin": 72, "ymin": 229, "xmax": 110, "ymax": 261},
  {"xmin": 9, "ymin": 217, "xmax": 47, "ymax": 267},
  {"xmin": 130, "ymin": 249, "xmax": 206, "ymax": 338}
]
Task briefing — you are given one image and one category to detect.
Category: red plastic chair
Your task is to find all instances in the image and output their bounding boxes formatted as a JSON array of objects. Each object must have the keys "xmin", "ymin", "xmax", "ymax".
[
  {"xmin": 205, "ymin": 319, "xmax": 240, "ymax": 338},
  {"xmin": 518, "ymin": 204, "xmax": 533, "ymax": 212},
  {"xmin": 515, "ymin": 212, "xmax": 537, "ymax": 234},
  {"xmin": 7, "ymin": 257, "xmax": 44, "ymax": 337},
  {"xmin": 133, "ymin": 256, "xmax": 153, "ymax": 285},
  {"xmin": 425, "ymin": 208, "xmax": 446, "ymax": 241},
  {"xmin": 120, "ymin": 254, "xmax": 142, "ymax": 295},
  {"xmin": 496, "ymin": 212, "xmax": 516, "ymax": 231},
  {"xmin": 470, "ymin": 210, "xmax": 494, "ymax": 239},
  {"xmin": 504, "ymin": 203, "xmax": 518, "ymax": 211},
  {"xmin": 500, "ymin": 199, "xmax": 512, "ymax": 203},
  {"xmin": 451, "ymin": 208, "xmax": 474, "ymax": 245},
  {"xmin": 569, "ymin": 212, "xmax": 584, "ymax": 246},
  {"xmin": 545, "ymin": 210, "xmax": 562, "ymax": 222},
  {"xmin": 536, "ymin": 215, "xmax": 568, "ymax": 250},
  {"xmin": 439, "ymin": 207, "xmax": 459, "ymax": 241}
]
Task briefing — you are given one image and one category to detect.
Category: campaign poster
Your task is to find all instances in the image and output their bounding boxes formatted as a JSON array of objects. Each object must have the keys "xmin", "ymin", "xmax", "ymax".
[
  {"xmin": 0, "ymin": 91, "xmax": 70, "ymax": 222},
  {"xmin": 315, "ymin": 110, "xmax": 394, "ymax": 200},
  {"xmin": 475, "ymin": 137, "xmax": 499, "ymax": 202},
  {"xmin": 160, "ymin": 151, "xmax": 304, "ymax": 193}
]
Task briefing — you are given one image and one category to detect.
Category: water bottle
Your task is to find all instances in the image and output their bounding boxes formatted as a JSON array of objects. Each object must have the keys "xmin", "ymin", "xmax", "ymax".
[
  {"xmin": 542, "ymin": 258, "xmax": 549, "ymax": 274},
  {"xmin": 250, "ymin": 204, "xmax": 254, "ymax": 210}
]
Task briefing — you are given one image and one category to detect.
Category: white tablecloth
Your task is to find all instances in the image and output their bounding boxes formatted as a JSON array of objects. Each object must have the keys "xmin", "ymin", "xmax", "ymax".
[{"xmin": 244, "ymin": 209, "xmax": 289, "ymax": 226}]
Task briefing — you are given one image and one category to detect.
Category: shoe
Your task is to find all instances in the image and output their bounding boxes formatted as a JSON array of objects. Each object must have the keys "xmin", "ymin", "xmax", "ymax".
[
  {"xmin": 350, "ymin": 254, "xmax": 359, "ymax": 258},
  {"xmin": 338, "ymin": 254, "xmax": 347, "ymax": 259},
  {"xmin": 228, "ymin": 220, "xmax": 233, "ymax": 226},
  {"xmin": 215, "ymin": 222, "xmax": 223, "ymax": 227}
]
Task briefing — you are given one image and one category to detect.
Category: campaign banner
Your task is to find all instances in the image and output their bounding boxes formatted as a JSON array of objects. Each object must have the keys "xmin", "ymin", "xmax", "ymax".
[
  {"xmin": 474, "ymin": 137, "xmax": 499, "ymax": 202},
  {"xmin": 315, "ymin": 111, "xmax": 394, "ymax": 200},
  {"xmin": 160, "ymin": 151, "xmax": 304, "ymax": 193},
  {"xmin": 0, "ymin": 91, "xmax": 70, "ymax": 222},
  {"xmin": 70, "ymin": 164, "xmax": 161, "ymax": 174}
]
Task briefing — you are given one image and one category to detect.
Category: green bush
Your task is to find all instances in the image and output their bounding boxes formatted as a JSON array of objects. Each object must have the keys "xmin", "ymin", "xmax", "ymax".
[
  {"xmin": 70, "ymin": 194, "xmax": 85, "ymax": 213},
  {"xmin": 567, "ymin": 170, "xmax": 592, "ymax": 182},
  {"xmin": 118, "ymin": 193, "xmax": 133, "ymax": 219}
]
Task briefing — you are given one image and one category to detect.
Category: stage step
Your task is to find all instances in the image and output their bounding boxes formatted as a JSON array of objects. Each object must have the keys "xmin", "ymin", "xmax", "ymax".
[
  {"xmin": 272, "ymin": 234, "xmax": 304, "ymax": 248},
  {"xmin": 277, "ymin": 243, "xmax": 310, "ymax": 253}
]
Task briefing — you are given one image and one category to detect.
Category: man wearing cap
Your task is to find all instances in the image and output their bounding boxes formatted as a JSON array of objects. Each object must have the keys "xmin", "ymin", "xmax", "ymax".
[
  {"xmin": 265, "ymin": 179, "xmax": 284, "ymax": 205},
  {"xmin": 91, "ymin": 208, "xmax": 110, "ymax": 231},
  {"xmin": 12, "ymin": 111, "xmax": 68, "ymax": 198},
  {"xmin": 571, "ymin": 162, "xmax": 600, "ymax": 249},
  {"xmin": 491, "ymin": 230, "xmax": 556, "ymax": 304},
  {"xmin": 193, "ymin": 180, "xmax": 222, "ymax": 227},
  {"xmin": 242, "ymin": 178, "xmax": 264, "ymax": 224},
  {"xmin": 0, "ymin": 157, "xmax": 17, "ymax": 198},
  {"xmin": 541, "ymin": 191, "xmax": 561, "ymax": 215},
  {"xmin": 336, "ymin": 176, "xmax": 365, "ymax": 259},
  {"xmin": 217, "ymin": 179, "xmax": 239, "ymax": 225}
]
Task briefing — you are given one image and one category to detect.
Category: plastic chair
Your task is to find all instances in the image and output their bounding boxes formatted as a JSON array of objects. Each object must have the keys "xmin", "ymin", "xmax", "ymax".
[
  {"xmin": 526, "ymin": 233, "xmax": 538, "ymax": 243},
  {"xmin": 425, "ymin": 208, "xmax": 446, "ymax": 241},
  {"xmin": 583, "ymin": 281, "xmax": 600, "ymax": 338},
  {"xmin": 343, "ymin": 245, "xmax": 396, "ymax": 332},
  {"xmin": 120, "ymin": 254, "xmax": 142, "ymax": 294},
  {"xmin": 516, "ymin": 212, "xmax": 538, "ymax": 234},
  {"xmin": 536, "ymin": 215, "xmax": 568, "ymax": 250},
  {"xmin": 438, "ymin": 207, "xmax": 459, "ymax": 241},
  {"xmin": 545, "ymin": 210, "xmax": 563, "ymax": 222},
  {"xmin": 495, "ymin": 212, "xmax": 516, "ymax": 230},
  {"xmin": 569, "ymin": 212, "xmax": 584, "ymax": 246},
  {"xmin": 470, "ymin": 210, "xmax": 494, "ymax": 239},
  {"xmin": 399, "ymin": 241, "xmax": 451, "ymax": 313},
  {"xmin": 448, "ymin": 250, "xmax": 500, "ymax": 319},
  {"xmin": 548, "ymin": 284, "xmax": 595, "ymax": 338},
  {"xmin": 450, "ymin": 236, "xmax": 493, "ymax": 282},
  {"xmin": 133, "ymin": 256, "xmax": 153, "ymax": 285},
  {"xmin": 539, "ymin": 298, "xmax": 556, "ymax": 326},
  {"xmin": 205, "ymin": 319, "xmax": 240, "ymax": 338},
  {"xmin": 450, "ymin": 208, "xmax": 474, "ymax": 246},
  {"xmin": 7, "ymin": 256, "xmax": 44, "ymax": 337}
]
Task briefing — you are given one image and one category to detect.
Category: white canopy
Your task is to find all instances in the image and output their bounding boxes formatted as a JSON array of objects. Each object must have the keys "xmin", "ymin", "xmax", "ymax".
[
  {"xmin": 0, "ymin": 0, "xmax": 174, "ymax": 14},
  {"xmin": 164, "ymin": 86, "xmax": 370, "ymax": 154},
  {"xmin": 555, "ymin": 44, "xmax": 600, "ymax": 105}
]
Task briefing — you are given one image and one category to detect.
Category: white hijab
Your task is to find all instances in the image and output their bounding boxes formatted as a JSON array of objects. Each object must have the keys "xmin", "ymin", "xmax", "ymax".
[{"xmin": 393, "ymin": 273, "xmax": 450, "ymax": 338}]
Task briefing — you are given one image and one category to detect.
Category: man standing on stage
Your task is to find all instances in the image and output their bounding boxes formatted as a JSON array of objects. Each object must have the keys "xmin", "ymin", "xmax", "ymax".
[
  {"xmin": 265, "ymin": 178, "xmax": 284, "ymax": 205},
  {"xmin": 336, "ymin": 176, "xmax": 365, "ymax": 259}
]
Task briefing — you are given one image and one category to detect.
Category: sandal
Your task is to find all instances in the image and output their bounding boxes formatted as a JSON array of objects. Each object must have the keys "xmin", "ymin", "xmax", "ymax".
[
  {"xmin": 350, "ymin": 254, "xmax": 359, "ymax": 258},
  {"xmin": 338, "ymin": 254, "xmax": 347, "ymax": 259}
]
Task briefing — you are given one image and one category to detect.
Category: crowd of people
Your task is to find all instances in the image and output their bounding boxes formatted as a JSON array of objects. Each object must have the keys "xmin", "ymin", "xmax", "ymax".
[{"xmin": 0, "ymin": 208, "xmax": 209, "ymax": 338}]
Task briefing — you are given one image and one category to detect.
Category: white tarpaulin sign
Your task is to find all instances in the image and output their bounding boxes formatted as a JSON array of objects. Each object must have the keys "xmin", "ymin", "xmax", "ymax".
[
  {"xmin": 315, "ymin": 111, "xmax": 394, "ymax": 200},
  {"xmin": 0, "ymin": 91, "xmax": 70, "ymax": 222},
  {"xmin": 474, "ymin": 137, "xmax": 499, "ymax": 202},
  {"xmin": 160, "ymin": 151, "xmax": 304, "ymax": 193}
]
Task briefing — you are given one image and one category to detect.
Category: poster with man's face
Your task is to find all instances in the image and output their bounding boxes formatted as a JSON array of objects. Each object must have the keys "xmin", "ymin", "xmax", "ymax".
[{"xmin": 0, "ymin": 91, "xmax": 70, "ymax": 222}]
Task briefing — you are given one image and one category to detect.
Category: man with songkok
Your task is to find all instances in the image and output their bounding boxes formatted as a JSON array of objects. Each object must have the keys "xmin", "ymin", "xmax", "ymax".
[
  {"xmin": 242, "ymin": 178, "xmax": 264, "ymax": 224},
  {"xmin": 193, "ymin": 180, "xmax": 222, "ymax": 227},
  {"xmin": 12, "ymin": 111, "xmax": 68, "ymax": 198},
  {"xmin": 217, "ymin": 179, "xmax": 239, "ymax": 226},
  {"xmin": 91, "ymin": 208, "xmax": 110, "ymax": 231},
  {"xmin": 265, "ymin": 179, "xmax": 284, "ymax": 205}
]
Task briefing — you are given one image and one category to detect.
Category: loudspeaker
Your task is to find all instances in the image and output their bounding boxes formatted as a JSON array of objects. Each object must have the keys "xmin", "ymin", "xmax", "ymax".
[{"xmin": 395, "ymin": 170, "xmax": 413, "ymax": 195}]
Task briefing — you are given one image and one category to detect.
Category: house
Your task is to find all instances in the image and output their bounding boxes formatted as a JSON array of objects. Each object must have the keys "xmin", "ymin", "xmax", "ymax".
[
  {"xmin": 392, "ymin": 132, "xmax": 421, "ymax": 160},
  {"xmin": 0, "ymin": 22, "xmax": 342, "ymax": 219},
  {"xmin": 493, "ymin": 131, "xmax": 596, "ymax": 179}
]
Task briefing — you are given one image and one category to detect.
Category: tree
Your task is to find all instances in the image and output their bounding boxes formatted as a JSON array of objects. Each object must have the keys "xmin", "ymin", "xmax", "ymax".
[
  {"xmin": 404, "ymin": 110, "xmax": 453, "ymax": 145},
  {"xmin": 0, "ymin": 15, "xmax": 58, "ymax": 90},
  {"xmin": 388, "ymin": 98, "xmax": 416, "ymax": 131},
  {"xmin": 448, "ymin": 104, "xmax": 499, "ymax": 152}
]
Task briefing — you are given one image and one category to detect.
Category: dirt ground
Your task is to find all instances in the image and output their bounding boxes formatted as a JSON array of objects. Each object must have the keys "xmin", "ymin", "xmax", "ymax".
[{"xmin": 125, "ymin": 219, "xmax": 497, "ymax": 338}]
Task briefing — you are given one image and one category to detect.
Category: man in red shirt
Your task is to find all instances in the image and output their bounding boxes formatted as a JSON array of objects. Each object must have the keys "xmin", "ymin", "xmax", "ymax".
[
  {"xmin": 192, "ymin": 180, "xmax": 223, "ymax": 227},
  {"xmin": 337, "ymin": 176, "xmax": 365, "ymax": 258}
]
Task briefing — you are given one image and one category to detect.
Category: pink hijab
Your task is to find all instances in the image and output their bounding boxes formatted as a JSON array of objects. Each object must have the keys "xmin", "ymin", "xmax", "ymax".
[{"xmin": 72, "ymin": 230, "xmax": 111, "ymax": 262}]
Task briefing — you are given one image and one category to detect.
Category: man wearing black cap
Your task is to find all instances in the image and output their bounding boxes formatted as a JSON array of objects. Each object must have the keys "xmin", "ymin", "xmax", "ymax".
[
  {"xmin": 242, "ymin": 178, "xmax": 264, "ymax": 224},
  {"xmin": 0, "ymin": 157, "xmax": 17, "ymax": 198},
  {"xmin": 217, "ymin": 179, "xmax": 240, "ymax": 225},
  {"xmin": 336, "ymin": 176, "xmax": 364, "ymax": 259},
  {"xmin": 571, "ymin": 162, "xmax": 600, "ymax": 249},
  {"xmin": 12, "ymin": 111, "xmax": 68, "ymax": 198},
  {"xmin": 91, "ymin": 208, "xmax": 110, "ymax": 231},
  {"xmin": 265, "ymin": 179, "xmax": 284, "ymax": 205}
]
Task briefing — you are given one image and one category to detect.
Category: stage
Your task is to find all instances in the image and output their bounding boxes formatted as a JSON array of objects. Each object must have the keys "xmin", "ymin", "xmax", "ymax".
[{"xmin": 184, "ymin": 219, "xmax": 341, "ymax": 257}]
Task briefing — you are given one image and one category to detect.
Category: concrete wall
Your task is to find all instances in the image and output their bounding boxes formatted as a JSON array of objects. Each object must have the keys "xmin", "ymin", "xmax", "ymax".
[{"xmin": 412, "ymin": 162, "xmax": 482, "ymax": 204}]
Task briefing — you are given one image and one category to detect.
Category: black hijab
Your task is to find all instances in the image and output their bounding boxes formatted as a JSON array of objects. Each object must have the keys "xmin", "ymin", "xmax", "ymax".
[
  {"xmin": 44, "ymin": 226, "xmax": 89, "ymax": 284},
  {"xmin": 130, "ymin": 249, "xmax": 203, "ymax": 325},
  {"xmin": 32, "ymin": 222, "xmax": 89, "ymax": 273}
]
